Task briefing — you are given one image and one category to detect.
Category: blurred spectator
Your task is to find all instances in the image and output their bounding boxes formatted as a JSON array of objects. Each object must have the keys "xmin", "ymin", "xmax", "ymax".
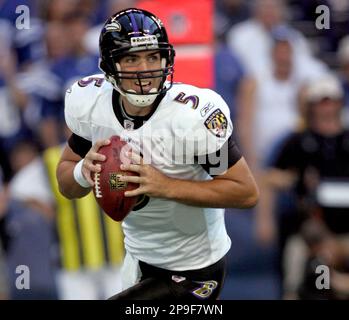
[
  {"xmin": 237, "ymin": 31, "xmax": 305, "ymax": 172},
  {"xmin": 78, "ymin": 0, "xmax": 107, "ymax": 25},
  {"xmin": 296, "ymin": 219, "xmax": 349, "ymax": 300},
  {"xmin": 4, "ymin": 140, "xmax": 57, "ymax": 299},
  {"xmin": 38, "ymin": 0, "xmax": 107, "ymax": 25},
  {"xmin": 0, "ymin": 247, "xmax": 8, "ymax": 299},
  {"xmin": 0, "ymin": 36, "xmax": 35, "ymax": 181},
  {"xmin": 258, "ymin": 75, "xmax": 349, "ymax": 298},
  {"xmin": 38, "ymin": 0, "xmax": 78, "ymax": 22},
  {"xmin": 38, "ymin": 13, "xmax": 100, "ymax": 147},
  {"xmin": 226, "ymin": 0, "xmax": 326, "ymax": 78},
  {"xmin": 0, "ymin": 44, "xmax": 30, "ymax": 145},
  {"xmin": 284, "ymin": 217, "xmax": 349, "ymax": 300},
  {"xmin": 45, "ymin": 22, "xmax": 71, "ymax": 60},
  {"xmin": 0, "ymin": 169, "xmax": 9, "ymax": 299},
  {"xmin": 214, "ymin": 0, "xmax": 250, "ymax": 42},
  {"xmin": 337, "ymin": 35, "xmax": 349, "ymax": 124},
  {"xmin": 214, "ymin": 40, "xmax": 245, "ymax": 124},
  {"xmin": 1, "ymin": 0, "xmax": 44, "ymax": 67},
  {"xmin": 0, "ymin": 142, "xmax": 12, "ymax": 183},
  {"xmin": 12, "ymin": 21, "xmax": 71, "ymax": 149},
  {"xmin": 238, "ymin": 29, "xmax": 317, "ymax": 252}
]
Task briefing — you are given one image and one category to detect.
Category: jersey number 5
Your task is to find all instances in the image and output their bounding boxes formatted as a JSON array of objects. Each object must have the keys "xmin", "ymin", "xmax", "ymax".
[
  {"xmin": 78, "ymin": 77, "xmax": 105, "ymax": 87},
  {"xmin": 174, "ymin": 92, "xmax": 199, "ymax": 109}
]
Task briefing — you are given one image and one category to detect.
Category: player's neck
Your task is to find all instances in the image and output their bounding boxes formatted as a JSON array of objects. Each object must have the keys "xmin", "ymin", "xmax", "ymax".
[{"xmin": 121, "ymin": 97, "xmax": 153, "ymax": 117}]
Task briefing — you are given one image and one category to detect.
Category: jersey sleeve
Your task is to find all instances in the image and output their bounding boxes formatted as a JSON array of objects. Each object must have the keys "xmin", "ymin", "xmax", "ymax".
[
  {"xmin": 183, "ymin": 90, "xmax": 234, "ymax": 156},
  {"xmin": 64, "ymin": 76, "xmax": 101, "ymax": 141},
  {"xmin": 198, "ymin": 135, "xmax": 242, "ymax": 176},
  {"xmin": 68, "ymin": 133, "xmax": 92, "ymax": 158}
]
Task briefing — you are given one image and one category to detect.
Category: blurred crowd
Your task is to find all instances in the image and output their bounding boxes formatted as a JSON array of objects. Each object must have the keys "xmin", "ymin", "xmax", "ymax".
[{"xmin": 1, "ymin": 0, "xmax": 349, "ymax": 299}]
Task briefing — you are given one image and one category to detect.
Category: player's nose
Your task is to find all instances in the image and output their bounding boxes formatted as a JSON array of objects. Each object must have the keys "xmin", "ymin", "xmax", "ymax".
[{"xmin": 138, "ymin": 58, "xmax": 152, "ymax": 74}]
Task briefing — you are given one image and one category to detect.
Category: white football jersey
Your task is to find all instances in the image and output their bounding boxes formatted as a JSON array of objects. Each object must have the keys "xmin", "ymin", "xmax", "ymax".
[{"xmin": 65, "ymin": 74, "xmax": 233, "ymax": 271}]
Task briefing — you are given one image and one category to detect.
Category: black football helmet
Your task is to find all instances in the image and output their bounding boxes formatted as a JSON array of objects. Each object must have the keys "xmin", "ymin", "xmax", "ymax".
[{"xmin": 99, "ymin": 8, "xmax": 175, "ymax": 107}]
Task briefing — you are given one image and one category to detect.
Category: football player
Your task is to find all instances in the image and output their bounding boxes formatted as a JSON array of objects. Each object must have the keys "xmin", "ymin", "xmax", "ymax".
[{"xmin": 56, "ymin": 8, "xmax": 259, "ymax": 300}]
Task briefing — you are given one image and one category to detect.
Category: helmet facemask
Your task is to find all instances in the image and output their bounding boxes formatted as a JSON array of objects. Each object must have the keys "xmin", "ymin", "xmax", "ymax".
[{"xmin": 100, "ymin": 44, "xmax": 175, "ymax": 108}]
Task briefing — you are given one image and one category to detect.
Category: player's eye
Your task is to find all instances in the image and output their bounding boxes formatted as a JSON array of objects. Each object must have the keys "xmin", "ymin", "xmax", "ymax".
[
  {"xmin": 148, "ymin": 55, "xmax": 159, "ymax": 63},
  {"xmin": 124, "ymin": 57, "xmax": 137, "ymax": 64}
]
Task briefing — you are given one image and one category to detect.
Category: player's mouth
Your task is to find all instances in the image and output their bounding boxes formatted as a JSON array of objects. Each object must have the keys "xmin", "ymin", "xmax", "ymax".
[{"xmin": 135, "ymin": 80, "xmax": 152, "ymax": 93}]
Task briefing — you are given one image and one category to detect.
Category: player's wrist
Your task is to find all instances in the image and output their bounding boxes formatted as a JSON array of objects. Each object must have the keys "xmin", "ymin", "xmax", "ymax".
[
  {"xmin": 161, "ymin": 177, "xmax": 179, "ymax": 200},
  {"xmin": 73, "ymin": 159, "xmax": 91, "ymax": 188}
]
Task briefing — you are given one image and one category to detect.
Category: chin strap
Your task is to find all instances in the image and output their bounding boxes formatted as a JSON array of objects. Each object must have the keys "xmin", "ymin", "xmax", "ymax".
[
  {"xmin": 124, "ymin": 88, "xmax": 158, "ymax": 107},
  {"xmin": 105, "ymin": 73, "xmax": 156, "ymax": 107}
]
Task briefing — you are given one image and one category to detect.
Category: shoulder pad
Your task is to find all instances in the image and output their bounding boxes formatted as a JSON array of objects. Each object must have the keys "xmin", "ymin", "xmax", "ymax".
[
  {"xmin": 64, "ymin": 74, "xmax": 109, "ymax": 139},
  {"xmin": 169, "ymin": 85, "xmax": 233, "ymax": 155}
]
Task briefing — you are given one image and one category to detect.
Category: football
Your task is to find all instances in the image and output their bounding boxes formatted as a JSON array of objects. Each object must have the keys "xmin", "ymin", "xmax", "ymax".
[{"xmin": 92, "ymin": 135, "xmax": 139, "ymax": 221}]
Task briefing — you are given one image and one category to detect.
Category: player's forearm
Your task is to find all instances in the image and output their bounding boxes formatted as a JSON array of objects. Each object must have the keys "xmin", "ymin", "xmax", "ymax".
[
  {"xmin": 56, "ymin": 161, "xmax": 91, "ymax": 199},
  {"xmin": 165, "ymin": 177, "xmax": 259, "ymax": 209}
]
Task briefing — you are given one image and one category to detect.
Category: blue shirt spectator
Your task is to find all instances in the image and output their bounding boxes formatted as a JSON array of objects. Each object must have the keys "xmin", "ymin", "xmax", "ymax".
[
  {"xmin": 0, "ymin": 0, "xmax": 44, "ymax": 67},
  {"xmin": 40, "ymin": 54, "xmax": 99, "ymax": 122},
  {"xmin": 214, "ymin": 43, "xmax": 245, "ymax": 123}
]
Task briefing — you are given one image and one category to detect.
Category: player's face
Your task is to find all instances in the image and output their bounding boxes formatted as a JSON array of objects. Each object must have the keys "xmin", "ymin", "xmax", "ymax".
[{"xmin": 118, "ymin": 50, "xmax": 162, "ymax": 94}]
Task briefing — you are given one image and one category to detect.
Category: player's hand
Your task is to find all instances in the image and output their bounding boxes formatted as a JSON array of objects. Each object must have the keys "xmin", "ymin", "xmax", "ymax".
[
  {"xmin": 82, "ymin": 139, "xmax": 110, "ymax": 186},
  {"xmin": 119, "ymin": 151, "xmax": 172, "ymax": 198}
]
